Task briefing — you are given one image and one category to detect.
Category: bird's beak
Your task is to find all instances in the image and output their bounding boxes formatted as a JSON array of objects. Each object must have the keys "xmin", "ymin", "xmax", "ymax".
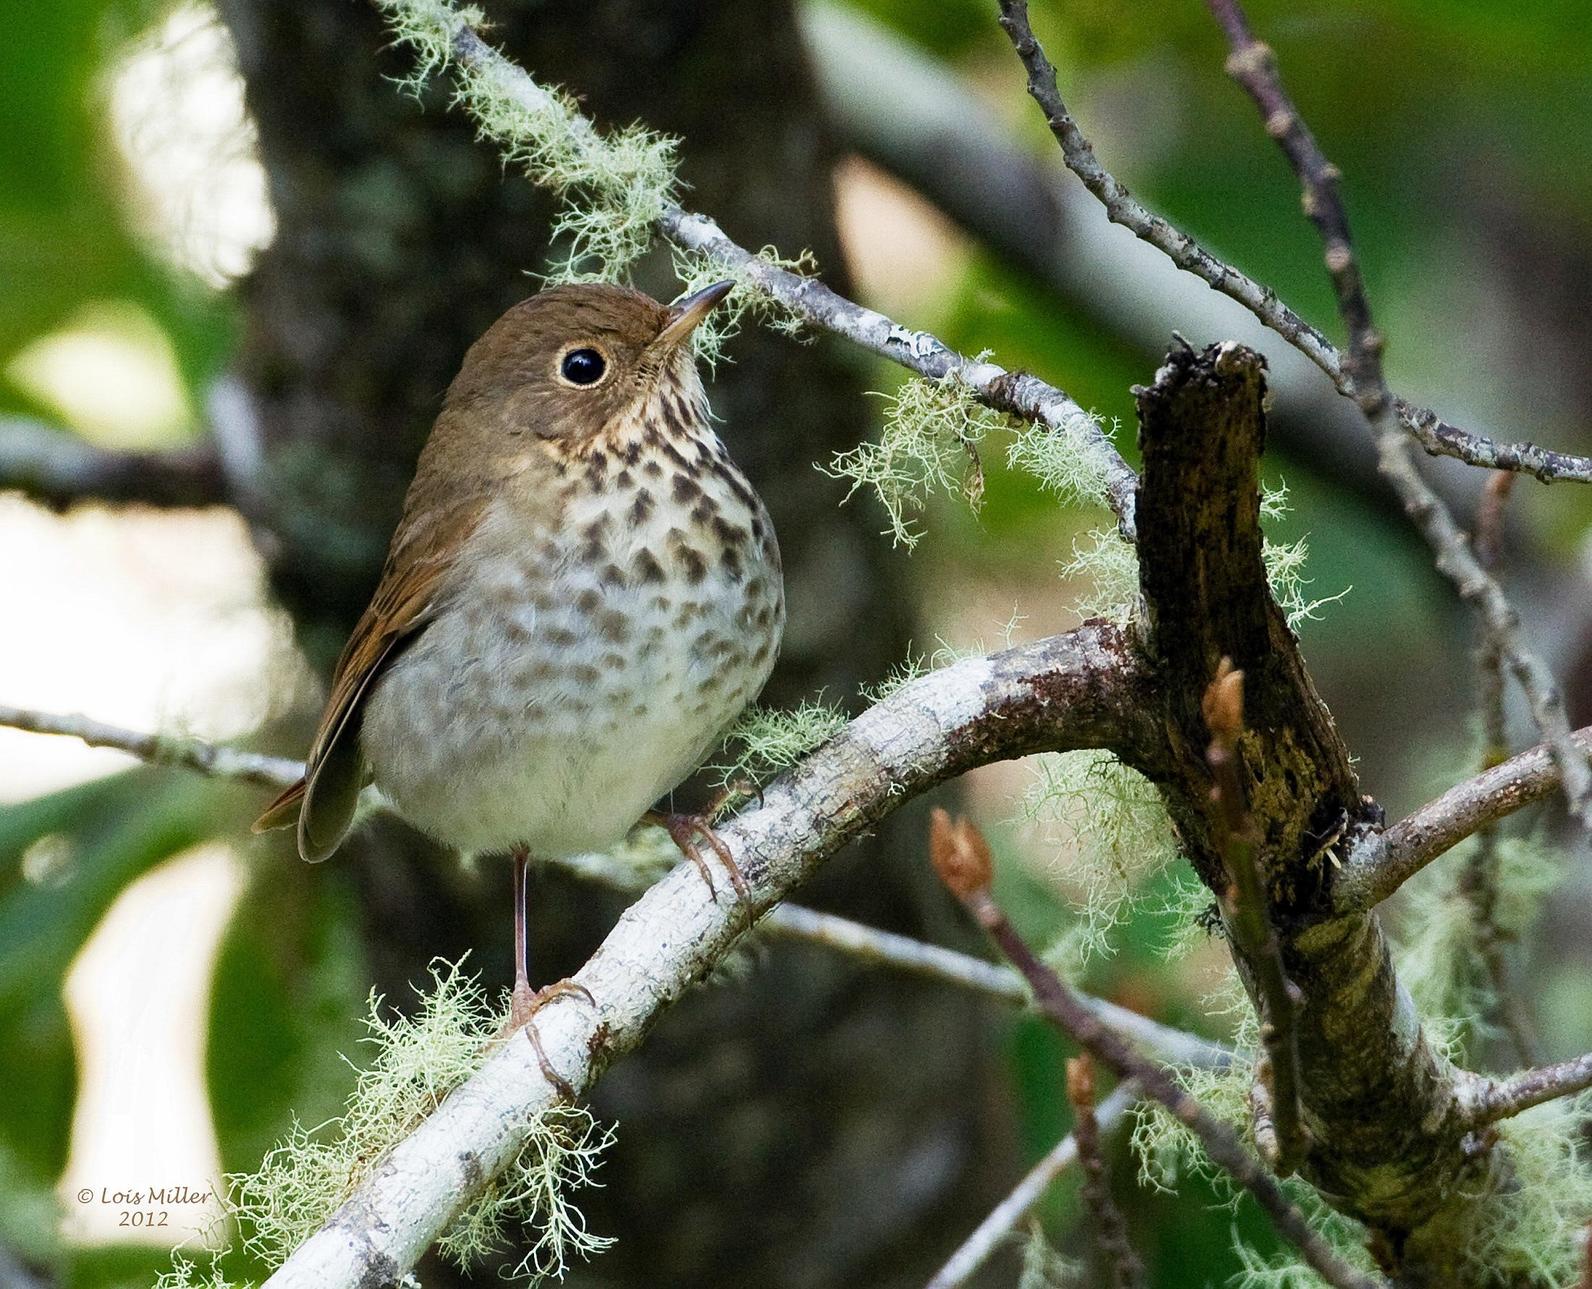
[{"xmin": 655, "ymin": 279, "xmax": 735, "ymax": 349}]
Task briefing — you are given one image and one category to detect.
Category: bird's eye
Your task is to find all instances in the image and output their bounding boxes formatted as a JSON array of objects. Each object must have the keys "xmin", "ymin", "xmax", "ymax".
[{"xmin": 559, "ymin": 347, "xmax": 607, "ymax": 386}]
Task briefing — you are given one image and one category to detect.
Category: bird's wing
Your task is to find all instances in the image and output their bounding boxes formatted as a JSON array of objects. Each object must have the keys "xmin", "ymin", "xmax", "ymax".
[{"xmin": 252, "ymin": 499, "xmax": 489, "ymax": 861}]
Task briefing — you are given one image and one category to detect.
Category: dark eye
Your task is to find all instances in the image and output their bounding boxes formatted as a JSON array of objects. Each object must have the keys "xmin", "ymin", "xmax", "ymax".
[{"xmin": 560, "ymin": 347, "xmax": 607, "ymax": 386}]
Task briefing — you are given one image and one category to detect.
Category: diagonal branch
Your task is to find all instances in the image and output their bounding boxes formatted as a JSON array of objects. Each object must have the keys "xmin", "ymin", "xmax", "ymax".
[
  {"xmin": 928, "ymin": 812, "xmax": 1383, "ymax": 1289},
  {"xmin": 1199, "ymin": 0, "xmax": 1592, "ymax": 833},
  {"xmin": 0, "ymin": 677, "xmax": 1225, "ymax": 1072},
  {"xmin": 988, "ymin": 0, "xmax": 1592, "ymax": 486},
  {"xmin": 1334, "ymin": 725, "xmax": 1592, "ymax": 911},
  {"xmin": 408, "ymin": 12, "xmax": 1140, "ymax": 535},
  {"xmin": 1461, "ymin": 1053, "xmax": 1592, "ymax": 1126},
  {"xmin": 248, "ymin": 623, "xmax": 1155, "ymax": 1286},
  {"xmin": 0, "ymin": 705, "xmax": 303, "ymax": 789}
]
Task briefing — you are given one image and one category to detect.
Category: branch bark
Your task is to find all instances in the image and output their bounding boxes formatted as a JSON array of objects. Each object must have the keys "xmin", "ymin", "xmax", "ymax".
[
  {"xmin": 0, "ymin": 695, "xmax": 1234, "ymax": 1074},
  {"xmin": 1334, "ymin": 726, "xmax": 1592, "ymax": 911},
  {"xmin": 1123, "ymin": 342, "xmax": 1515, "ymax": 1283},
  {"xmin": 422, "ymin": 15, "xmax": 1140, "ymax": 538},
  {"xmin": 257, "ymin": 623, "xmax": 1152, "ymax": 1287},
  {"xmin": 1462, "ymin": 1053, "xmax": 1592, "ymax": 1126},
  {"xmin": 1199, "ymin": 0, "xmax": 1592, "ymax": 832}
]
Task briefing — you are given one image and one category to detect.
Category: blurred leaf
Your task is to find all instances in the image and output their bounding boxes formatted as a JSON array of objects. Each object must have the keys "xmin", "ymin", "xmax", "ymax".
[
  {"xmin": 207, "ymin": 865, "xmax": 367, "ymax": 1176},
  {"xmin": 0, "ymin": 770, "xmax": 251, "ymax": 1184}
]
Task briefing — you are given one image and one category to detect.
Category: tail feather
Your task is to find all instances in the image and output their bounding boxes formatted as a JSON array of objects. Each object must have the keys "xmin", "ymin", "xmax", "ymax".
[{"xmin": 252, "ymin": 779, "xmax": 306, "ymax": 834}]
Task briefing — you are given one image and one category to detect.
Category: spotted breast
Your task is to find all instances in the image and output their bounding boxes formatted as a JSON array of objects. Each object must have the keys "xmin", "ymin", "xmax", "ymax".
[{"xmin": 358, "ymin": 368, "xmax": 784, "ymax": 859}]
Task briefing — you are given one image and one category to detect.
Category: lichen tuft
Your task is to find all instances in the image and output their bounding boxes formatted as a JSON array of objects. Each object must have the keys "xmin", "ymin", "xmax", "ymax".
[{"xmin": 825, "ymin": 372, "xmax": 1011, "ymax": 549}]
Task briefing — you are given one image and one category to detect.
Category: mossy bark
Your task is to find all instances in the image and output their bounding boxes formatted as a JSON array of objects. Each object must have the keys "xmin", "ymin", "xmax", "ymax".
[{"xmin": 1125, "ymin": 341, "xmax": 1523, "ymax": 1287}]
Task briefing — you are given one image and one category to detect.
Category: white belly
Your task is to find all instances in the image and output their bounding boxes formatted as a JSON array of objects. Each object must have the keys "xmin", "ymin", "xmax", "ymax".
[{"xmin": 359, "ymin": 464, "xmax": 782, "ymax": 857}]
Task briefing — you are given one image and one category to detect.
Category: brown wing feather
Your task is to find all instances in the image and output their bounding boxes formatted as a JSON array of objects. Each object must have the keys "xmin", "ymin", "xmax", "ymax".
[{"xmin": 253, "ymin": 499, "xmax": 488, "ymax": 861}]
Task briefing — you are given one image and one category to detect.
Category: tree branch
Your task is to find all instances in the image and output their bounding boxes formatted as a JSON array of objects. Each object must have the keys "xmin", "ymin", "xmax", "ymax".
[
  {"xmin": 1334, "ymin": 728, "xmax": 1592, "ymax": 912},
  {"xmin": 987, "ymin": 1, "xmax": 1592, "ymax": 488},
  {"xmin": 0, "ymin": 418, "xmax": 226, "ymax": 511},
  {"xmin": 928, "ymin": 812, "xmax": 1383, "ymax": 1289},
  {"xmin": 408, "ymin": 14, "xmax": 1140, "ymax": 536},
  {"xmin": 245, "ymin": 624, "xmax": 1157, "ymax": 1286},
  {"xmin": 0, "ymin": 705, "xmax": 303, "ymax": 789},
  {"xmin": 1203, "ymin": 662, "xmax": 1305, "ymax": 1175},
  {"xmin": 1462, "ymin": 1053, "xmax": 1592, "ymax": 1126},
  {"xmin": 1065, "ymin": 1055, "xmax": 1146, "ymax": 1289},
  {"xmin": 1198, "ymin": 0, "xmax": 1592, "ymax": 832},
  {"xmin": 0, "ymin": 683, "xmax": 1230, "ymax": 1074}
]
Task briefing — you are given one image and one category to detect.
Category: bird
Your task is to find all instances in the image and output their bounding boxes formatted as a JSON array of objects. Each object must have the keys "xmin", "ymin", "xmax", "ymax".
[{"xmin": 255, "ymin": 279, "xmax": 784, "ymax": 1036}]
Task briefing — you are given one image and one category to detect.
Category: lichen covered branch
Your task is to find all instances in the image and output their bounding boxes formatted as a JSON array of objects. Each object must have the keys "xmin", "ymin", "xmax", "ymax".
[
  {"xmin": 1202, "ymin": 661, "xmax": 1305, "ymax": 1174},
  {"xmin": 1463, "ymin": 1053, "xmax": 1592, "ymax": 1126},
  {"xmin": 1334, "ymin": 728, "xmax": 1592, "ymax": 912},
  {"xmin": 380, "ymin": 0, "xmax": 1139, "ymax": 534},
  {"xmin": 105, "ymin": 623, "xmax": 1146, "ymax": 1287}
]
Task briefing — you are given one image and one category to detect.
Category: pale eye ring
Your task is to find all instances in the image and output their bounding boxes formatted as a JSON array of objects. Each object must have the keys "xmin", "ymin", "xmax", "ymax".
[{"xmin": 558, "ymin": 345, "xmax": 609, "ymax": 387}]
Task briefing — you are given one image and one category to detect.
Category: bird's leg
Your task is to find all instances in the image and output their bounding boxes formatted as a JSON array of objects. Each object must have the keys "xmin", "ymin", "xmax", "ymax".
[
  {"xmin": 497, "ymin": 846, "xmax": 595, "ymax": 1098},
  {"xmin": 642, "ymin": 786, "xmax": 749, "ymax": 901},
  {"xmin": 510, "ymin": 844, "xmax": 532, "ymax": 1019}
]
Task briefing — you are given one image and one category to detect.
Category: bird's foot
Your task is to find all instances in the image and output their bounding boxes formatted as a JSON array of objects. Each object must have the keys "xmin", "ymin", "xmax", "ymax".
[
  {"xmin": 643, "ymin": 808, "xmax": 749, "ymax": 902},
  {"xmin": 496, "ymin": 978, "xmax": 596, "ymax": 1098}
]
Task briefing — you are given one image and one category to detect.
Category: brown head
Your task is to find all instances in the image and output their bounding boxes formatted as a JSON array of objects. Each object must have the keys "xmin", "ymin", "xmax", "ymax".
[{"xmin": 439, "ymin": 280, "xmax": 733, "ymax": 446}]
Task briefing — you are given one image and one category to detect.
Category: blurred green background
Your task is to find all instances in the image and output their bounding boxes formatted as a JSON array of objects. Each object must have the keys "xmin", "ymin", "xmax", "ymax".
[{"xmin": 2, "ymin": 0, "xmax": 1590, "ymax": 1285}]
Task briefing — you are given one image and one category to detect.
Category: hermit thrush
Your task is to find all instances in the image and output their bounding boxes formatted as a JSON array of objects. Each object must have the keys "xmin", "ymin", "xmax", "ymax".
[{"xmin": 256, "ymin": 281, "xmax": 784, "ymax": 1027}]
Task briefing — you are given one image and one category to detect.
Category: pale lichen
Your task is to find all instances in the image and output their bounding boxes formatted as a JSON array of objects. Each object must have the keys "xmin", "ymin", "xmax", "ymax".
[
  {"xmin": 670, "ymin": 244, "xmax": 816, "ymax": 370},
  {"xmin": 377, "ymin": 0, "xmax": 676, "ymax": 281},
  {"xmin": 160, "ymin": 958, "xmax": 612, "ymax": 1286},
  {"xmin": 713, "ymin": 699, "xmax": 848, "ymax": 786},
  {"xmin": 1005, "ymin": 413, "xmax": 1117, "ymax": 511},
  {"xmin": 825, "ymin": 372, "xmax": 1011, "ymax": 549},
  {"xmin": 1017, "ymin": 1221, "xmax": 1082, "ymax": 1288},
  {"xmin": 1020, "ymin": 750, "xmax": 1180, "ymax": 966},
  {"xmin": 1395, "ymin": 834, "xmax": 1560, "ymax": 1049},
  {"xmin": 1058, "ymin": 480, "xmax": 1344, "ymax": 630}
]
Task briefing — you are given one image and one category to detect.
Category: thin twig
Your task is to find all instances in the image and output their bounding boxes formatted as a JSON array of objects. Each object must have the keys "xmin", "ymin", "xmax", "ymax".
[
  {"xmin": 1066, "ymin": 1055, "xmax": 1146, "ymax": 1289},
  {"xmin": 1335, "ymin": 726, "xmax": 1592, "ymax": 910},
  {"xmin": 988, "ymin": 1, "xmax": 1592, "ymax": 486},
  {"xmin": 1200, "ymin": 0, "xmax": 1592, "ymax": 832},
  {"xmin": 1461, "ymin": 1052, "xmax": 1592, "ymax": 1125},
  {"xmin": 1458, "ymin": 473, "xmax": 1537, "ymax": 1064},
  {"xmin": 0, "ymin": 704, "xmax": 304, "ymax": 789},
  {"xmin": 924, "ymin": 1081, "xmax": 1144, "ymax": 1289},
  {"xmin": 928, "ymin": 811, "xmax": 1384, "ymax": 1289},
  {"xmin": 1202, "ymin": 661, "xmax": 1305, "ymax": 1174}
]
